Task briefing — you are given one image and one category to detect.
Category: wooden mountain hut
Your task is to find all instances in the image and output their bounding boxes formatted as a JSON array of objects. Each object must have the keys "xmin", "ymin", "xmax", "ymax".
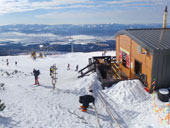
[{"xmin": 115, "ymin": 28, "xmax": 170, "ymax": 92}]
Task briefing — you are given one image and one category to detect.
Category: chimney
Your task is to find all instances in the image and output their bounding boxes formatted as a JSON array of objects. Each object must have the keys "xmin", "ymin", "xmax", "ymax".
[{"xmin": 163, "ymin": 6, "xmax": 168, "ymax": 29}]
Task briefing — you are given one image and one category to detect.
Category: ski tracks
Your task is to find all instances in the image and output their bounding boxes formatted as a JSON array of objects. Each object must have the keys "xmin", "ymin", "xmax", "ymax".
[{"xmin": 96, "ymin": 90, "xmax": 129, "ymax": 128}]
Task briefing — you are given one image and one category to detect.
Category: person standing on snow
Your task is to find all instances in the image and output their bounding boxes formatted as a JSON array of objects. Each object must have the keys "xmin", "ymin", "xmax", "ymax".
[
  {"xmin": 79, "ymin": 85, "xmax": 95, "ymax": 112},
  {"xmin": 6, "ymin": 59, "xmax": 9, "ymax": 66},
  {"xmin": 15, "ymin": 61, "xmax": 17, "ymax": 66},
  {"xmin": 75, "ymin": 65, "xmax": 79, "ymax": 71},
  {"xmin": 67, "ymin": 64, "xmax": 70, "ymax": 70},
  {"xmin": 33, "ymin": 69, "xmax": 40, "ymax": 85}
]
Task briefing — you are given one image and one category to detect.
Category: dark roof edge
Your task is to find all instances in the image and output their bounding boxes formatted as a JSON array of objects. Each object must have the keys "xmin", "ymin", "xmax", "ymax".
[{"xmin": 115, "ymin": 30, "xmax": 154, "ymax": 54}]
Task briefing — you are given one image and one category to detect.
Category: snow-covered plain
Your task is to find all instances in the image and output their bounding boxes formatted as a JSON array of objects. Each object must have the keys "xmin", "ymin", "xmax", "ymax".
[
  {"xmin": 0, "ymin": 32, "xmax": 113, "ymax": 46},
  {"xmin": 0, "ymin": 51, "xmax": 169, "ymax": 128}
]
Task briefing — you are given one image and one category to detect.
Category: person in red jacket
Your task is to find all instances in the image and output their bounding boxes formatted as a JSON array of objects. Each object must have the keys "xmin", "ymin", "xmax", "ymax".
[{"xmin": 33, "ymin": 69, "xmax": 40, "ymax": 85}]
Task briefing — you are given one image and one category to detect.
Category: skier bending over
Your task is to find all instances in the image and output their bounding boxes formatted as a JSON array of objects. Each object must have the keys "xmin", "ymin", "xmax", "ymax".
[
  {"xmin": 79, "ymin": 87, "xmax": 95, "ymax": 112},
  {"xmin": 79, "ymin": 95, "xmax": 95, "ymax": 112},
  {"xmin": 33, "ymin": 69, "xmax": 40, "ymax": 85}
]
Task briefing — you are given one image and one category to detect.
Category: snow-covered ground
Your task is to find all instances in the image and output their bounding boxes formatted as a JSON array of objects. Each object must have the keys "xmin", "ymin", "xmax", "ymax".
[{"xmin": 0, "ymin": 51, "xmax": 169, "ymax": 128}]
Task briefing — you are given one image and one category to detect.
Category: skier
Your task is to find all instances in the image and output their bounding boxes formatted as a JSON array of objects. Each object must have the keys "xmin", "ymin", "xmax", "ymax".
[
  {"xmin": 33, "ymin": 69, "xmax": 40, "ymax": 85},
  {"xmin": 67, "ymin": 64, "xmax": 70, "ymax": 70},
  {"xmin": 79, "ymin": 86, "xmax": 95, "ymax": 112},
  {"xmin": 6, "ymin": 59, "xmax": 9, "ymax": 66},
  {"xmin": 75, "ymin": 65, "xmax": 79, "ymax": 71},
  {"xmin": 15, "ymin": 61, "xmax": 17, "ymax": 66}
]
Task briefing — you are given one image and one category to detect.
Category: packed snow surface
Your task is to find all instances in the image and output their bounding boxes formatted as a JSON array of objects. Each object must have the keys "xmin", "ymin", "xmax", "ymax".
[{"xmin": 0, "ymin": 51, "xmax": 169, "ymax": 128}]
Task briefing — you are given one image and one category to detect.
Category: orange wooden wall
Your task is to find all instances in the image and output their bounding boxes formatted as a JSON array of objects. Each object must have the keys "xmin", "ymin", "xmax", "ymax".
[{"xmin": 116, "ymin": 34, "xmax": 153, "ymax": 90}]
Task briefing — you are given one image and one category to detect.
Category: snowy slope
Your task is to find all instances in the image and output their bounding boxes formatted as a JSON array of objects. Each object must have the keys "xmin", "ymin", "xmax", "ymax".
[{"xmin": 0, "ymin": 51, "xmax": 169, "ymax": 128}]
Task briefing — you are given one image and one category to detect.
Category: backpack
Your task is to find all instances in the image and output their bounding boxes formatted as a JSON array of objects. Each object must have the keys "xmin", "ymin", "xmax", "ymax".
[{"xmin": 37, "ymin": 70, "xmax": 40, "ymax": 75}]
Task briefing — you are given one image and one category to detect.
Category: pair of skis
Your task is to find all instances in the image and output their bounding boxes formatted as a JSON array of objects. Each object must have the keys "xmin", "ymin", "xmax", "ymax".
[{"xmin": 0, "ymin": 100, "xmax": 5, "ymax": 111}]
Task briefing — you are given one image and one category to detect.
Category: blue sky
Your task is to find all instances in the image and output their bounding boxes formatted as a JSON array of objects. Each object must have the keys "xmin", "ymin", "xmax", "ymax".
[{"xmin": 0, "ymin": 0, "xmax": 169, "ymax": 25}]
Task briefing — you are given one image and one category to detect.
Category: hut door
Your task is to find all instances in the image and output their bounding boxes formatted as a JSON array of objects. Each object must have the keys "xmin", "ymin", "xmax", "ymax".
[{"xmin": 135, "ymin": 60, "xmax": 142, "ymax": 75}]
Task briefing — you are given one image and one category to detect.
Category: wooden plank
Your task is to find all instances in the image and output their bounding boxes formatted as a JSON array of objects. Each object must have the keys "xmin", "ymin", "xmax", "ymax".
[{"xmin": 98, "ymin": 59, "xmax": 105, "ymax": 64}]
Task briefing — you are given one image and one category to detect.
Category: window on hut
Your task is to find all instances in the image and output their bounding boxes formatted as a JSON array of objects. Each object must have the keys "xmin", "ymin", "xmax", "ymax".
[{"xmin": 122, "ymin": 52, "xmax": 127, "ymax": 67}]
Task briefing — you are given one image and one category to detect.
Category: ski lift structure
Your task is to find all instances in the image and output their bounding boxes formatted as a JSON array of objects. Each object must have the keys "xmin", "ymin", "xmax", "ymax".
[{"xmin": 67, "ymin": 37, "xmax": 75, "ymax": 53}]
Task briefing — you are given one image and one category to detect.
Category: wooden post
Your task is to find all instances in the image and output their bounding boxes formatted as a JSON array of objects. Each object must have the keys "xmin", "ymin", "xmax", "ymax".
[
  {"xmin": 168, "ymin": 113, "xmax": 169, "ymax": 124},
  {"xmin": 51, "ymin": 64, "xmax": 57, "ymax": 89}
]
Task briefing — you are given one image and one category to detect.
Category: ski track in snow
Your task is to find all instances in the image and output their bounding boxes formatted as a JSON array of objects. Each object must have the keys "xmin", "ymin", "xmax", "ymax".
[{"xmin": 0, "ymin": 51, "xmax": 169, "ymax": 128}]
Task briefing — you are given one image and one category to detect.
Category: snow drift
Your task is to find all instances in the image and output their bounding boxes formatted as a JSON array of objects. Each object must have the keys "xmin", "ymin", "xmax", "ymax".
[{"xmin": 104, "ymin": 80, "xmax": 150, "ymax": 106}]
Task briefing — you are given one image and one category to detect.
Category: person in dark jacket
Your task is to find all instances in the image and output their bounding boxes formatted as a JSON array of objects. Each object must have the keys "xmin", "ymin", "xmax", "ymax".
[
  {"xmin": 67, "ymin": 64, "xmax": 70, "ymax": 70},
  {"xmin": 79, "ymin": 94, "xmax": 95, "ymax": 112},
  {"xmin": 33, "ymin": 69, "xmax": 40, "ymax": 85},
  {"xmin": 75, "ymin": 65, "xmax": 79, "ymax": 71},
  {"xmin": 15, "ymin": 61, "xmax": 17, "ymax": 66}
]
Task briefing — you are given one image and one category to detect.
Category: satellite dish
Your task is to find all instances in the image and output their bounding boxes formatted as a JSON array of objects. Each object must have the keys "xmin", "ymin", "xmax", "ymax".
[
  {"xmin": 137, "ymin": 45, "xmax": 142, "ymax": 54},
  {"xmin": 137, "ymin": 45, "xmax": 148, "ymax": 54}
]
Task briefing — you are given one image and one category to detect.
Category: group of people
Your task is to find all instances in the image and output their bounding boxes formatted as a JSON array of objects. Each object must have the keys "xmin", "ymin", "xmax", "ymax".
[
  {"xmin": 67, "ymin": 64, "xmax": 79, "ymax": 71},
  {"xmin": 33, "ymin": 65, "xmax": 95, "ymax": 112},
  {"xmin": 5, "ymin": 59, "xmax": 17, "ymax": 66}
]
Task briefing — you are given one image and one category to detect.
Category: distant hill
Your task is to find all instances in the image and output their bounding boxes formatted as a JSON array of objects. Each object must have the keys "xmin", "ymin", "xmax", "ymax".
[
  {"xmin": 0, "ymin": 23, "xmax": 168, "ymax": 55},
  {"xmin": 0, "ymin": 24, "xmax": 166, "ymax": 36}
]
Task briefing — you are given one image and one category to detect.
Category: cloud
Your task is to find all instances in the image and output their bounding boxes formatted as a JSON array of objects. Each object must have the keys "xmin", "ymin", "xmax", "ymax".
[
  {"xmin": 34, "ymin": 7, "xmax": 167, "ymax": 25},
  {"xmin": 0, "ymin": 0, "xmax": 169, "ymax": 24},
  {"xmin": 35, "ymin": 11, "xmax": 119, "ymax": 24},
  {"xmin": 107, "ymin": 0, "xmax": 169, "ymax": 7},
  {"xmin": 0, "ymin": 0, "xmax": 91, "ymax": 14},
  {"xmin": 107, "ymin": 0, "xmax": 167, "ymax": 4},
  {"xmin": 0, "ymin": 0, "xmax": 168, "ymax": 15}
]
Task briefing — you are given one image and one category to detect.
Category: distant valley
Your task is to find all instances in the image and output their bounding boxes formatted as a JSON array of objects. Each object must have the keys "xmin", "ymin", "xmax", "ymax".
[{"xmin": 0, "ymin": 23, "xmax": 168, "ymax": 55}]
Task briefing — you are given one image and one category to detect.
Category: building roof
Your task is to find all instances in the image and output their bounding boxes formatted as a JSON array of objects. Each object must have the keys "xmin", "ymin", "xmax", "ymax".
[{"xmin": 116, "ymin": 28, "xmax": 170, "ymax": 54}]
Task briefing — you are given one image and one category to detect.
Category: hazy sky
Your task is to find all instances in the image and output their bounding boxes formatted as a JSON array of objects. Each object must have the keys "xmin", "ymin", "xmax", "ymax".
[{"xmin": 0, "ymin": 0, "xmax": 169, "ymax": 25}]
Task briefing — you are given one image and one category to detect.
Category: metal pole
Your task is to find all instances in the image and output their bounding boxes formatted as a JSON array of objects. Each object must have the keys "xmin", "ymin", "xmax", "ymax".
[
  {"xmin": 92, "ymin": 91, "xmax": 101, "ymax": 128},
  {"xmin": 72, "ymin": 42, "xmax": 74, "ymax": 53},
  {"xmin": 93, "ymin": 104, "xmax": 101, "ymax": 128},
  {"xmin": 98, "ymin": 91, "xmax": 121, "ymax": 128}
]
